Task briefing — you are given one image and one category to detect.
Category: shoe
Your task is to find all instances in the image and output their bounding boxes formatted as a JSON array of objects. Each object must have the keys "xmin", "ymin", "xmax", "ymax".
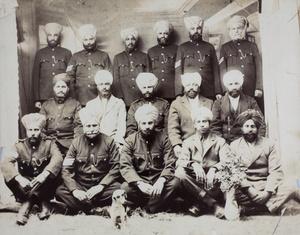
[
  {"xmin": 188, "ymin": 205, "xmax": 202, "ymax": 217},
  {"xmin": 89, "ymin": 207, "xmax": 110, "ymax": 218},
  {"xmin": 213, "ymin": 203, "xmax": 225, "ymax": 219},
  {"xmin": 38, "ymin": 200, "xmax": 51, "ymax": 220},
  {"xmin": 16, "ymin": 201, "xmax": 33, "ymax": 225}
]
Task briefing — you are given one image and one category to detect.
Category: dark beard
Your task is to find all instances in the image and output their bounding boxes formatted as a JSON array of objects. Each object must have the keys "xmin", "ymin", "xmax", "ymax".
[
  {"xmin": 29, "ymin": 137, "xmax": 40, "ymax": 147},
  {"xmin": 243, "ymin": 132, "xmax": 258, "ymax": 143},
  {"xmin": 228, "ymin": 90, "xmax": 241, "ymax": 98},
  {"xmin": 189, "ymin": 33, "xmax": 203, "ymax": 42},
  {"xmin": 143, "ymin": 92, "xmax": 154, "ymax": 100},
  {"xmin": 185, "ymin": 89, "xmax": 198, "ymax": 99},
  {"xmin": 157, "ymin": 37, "xmax": 169, "ymax": 46},
  {"xmin": 83, "ymin": 42, "xmax": 97, "ymax": 52}
]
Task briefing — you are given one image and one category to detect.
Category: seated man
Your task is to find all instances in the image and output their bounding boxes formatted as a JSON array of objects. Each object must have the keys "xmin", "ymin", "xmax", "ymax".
[
  {"xmin": 86, "ymin": 70, "xmax": 126, "ymax": 150},
  {"xmin": 230, "ymin": 110, "xmax": 295, "ymax": 214},
  {"xmin": 126, "ymin": 72, "xmax": 169, "ymax": 136},
  {"xmin": 40, "ymin": 73, "xmax": 82, "ymax": 156},
  {"xmin": 55, "ymin": 107, "xmax": 121, "ymax": 215},
  {"xmin": 211, "ymin": 70, "xmax": 265, "ymax": 143},
  {"xmin": 175, "ymin": 107, "xmax": 231, "ymax": 218},
  {"xmin": 168, "ymin": 72, "xmax": 213, "ymax": 157},
  {"xmin": 1, "ymin": 113, "xmax": 63, "ymax": 225},
  {"xmin": 120, "ymin": 104, "xmax": 180, "ymax": 213}
]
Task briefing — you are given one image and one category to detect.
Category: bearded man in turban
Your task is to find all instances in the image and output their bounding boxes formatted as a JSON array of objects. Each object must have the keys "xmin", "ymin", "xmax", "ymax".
[
  {"xmin": 120, "ymin": 104, "xmax": 180, "ymax": 214},
  {"xmin": 148, "ymin": 20, "xmax": 178, "ymax": 102},
  {"xmin": 1, "ymin": 113, "xmax": 63, "ymax": 225},
  {"xmin": 175, "ymin": 16, "xmax": 222, "ymax": 100},
  {"xmin": 112, "ymin": 27, "xmax": 149, "ymax": 108},
  {"xmin": 67, "ymin": 24, "xmax": 112, "ymax": 106},
  {"xmin": 32, "ymin": 22, "xmax": 72, "ymax": 109},
  {"xmin": 55, "ymin": 107, "xmax": 121, "ymax": 215}
]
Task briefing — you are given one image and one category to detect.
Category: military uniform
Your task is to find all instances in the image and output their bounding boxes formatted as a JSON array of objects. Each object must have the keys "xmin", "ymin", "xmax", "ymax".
[
  {"xmin": 175, "ymin": 40, "xmax": 221, "ymax": 99},
  {"xmin": 112, "ymin": 49, "xmax": 149, "ymax": 106},
  {"xmin": 219, "ymin": 40, "xmax": 263, "ymax": 96},
  {"xmin": 40, "ymin": 97, "xmax": 82, "ymax": 153},
  {"xmin": 148, "ymin": 44, "xmax": 178, "ymax": 99},
  {"xmin": 1, "ymin": 138, "xmax": 63, "ymax": 202},
  {"xmin": 67, "ymin": 48, "xmax": 112, "ymax": 106},
  {"xmin": 126, "ymin": 97, "xmax": 170, "ymax": 137},
  {"xmin": 120, "ymin": 131, "xmax": 180, "ymax": 213},
  {"xmin": 56, "ymin": 133, "xmax": 121, "ymax": 213},
  {"xmin": 32, "ymin": 46, "xmax": 72, "ymax": 102}
]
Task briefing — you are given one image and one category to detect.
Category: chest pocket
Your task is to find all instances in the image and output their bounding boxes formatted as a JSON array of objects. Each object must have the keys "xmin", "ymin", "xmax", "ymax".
[
  {"xmin": 225, "ymin": 52, "xmax": 238, "ymax": 66},
  {"xmin": 242, "ymin": 48, "xmax": 255, "ymax": 65},
  {"xmin": 119, "ymin": 64, "xmax": 130, "ymax": 77},
  {"xmin": 133, "ymin": 153, "xmax": 146, "ymax": 172},
  {"xmin": 134, "ymin": 63, "xmax": 146, "ymax": 74},
  {"xmin": 199, "ymin": 54, "xmax": 212, "ymax": 67},
  {"xmin": 46, "ymin": 115, "xmax": 56, "ymax": 130},
  {"xmin": 40, "ymin": 59, "xmax": 50, "ymax": 71},
  {"xmin": 56, "ymin": 58, "xmax": 68, "ymax": 70},
  {"xmin": 152, "ymin": 153, "xmax": 164, "ymax": 169},
  {"xmin": 150, "ymin": 56, "xmax": 159, "ymax": 70},
  {"xmin": 166, "ymin": 55, "xmax": 175, "ymax": 68},
  {"xmin": 183, "ymin": 53, "xmax": 195, "ymax": 67},
  {"xmin": 94, "ymin": 154, "xmax": 110, "ymax": 171},
  {"xmin": 18, "ymin": 157, "xmax": 31, "ymax": 176}
]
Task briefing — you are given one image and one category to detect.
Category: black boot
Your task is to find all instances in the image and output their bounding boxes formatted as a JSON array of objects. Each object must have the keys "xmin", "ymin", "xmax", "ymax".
[
  {"xmin": 38, "ymin": 200, "xmax": 51, "ymax": 220},
  {"xmin": 16, "ymin": 200, "xmax": 34, "ymax": 225}
]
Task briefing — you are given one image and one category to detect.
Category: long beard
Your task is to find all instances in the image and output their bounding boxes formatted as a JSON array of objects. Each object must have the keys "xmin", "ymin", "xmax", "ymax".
[
  {"xmin": 29, "ymin": 136, "xmax": 40, "ymax": 146},
  {"xmin": 157, "ymin": 37, "xmax": 169, "ymax": 46},
  {"xmin": 189, "ymin": 33, "xmax": 202, "ymax": 42},
  {"xmin": 243, "ymin": 132, "xmax": 258, "ymax": 143}
]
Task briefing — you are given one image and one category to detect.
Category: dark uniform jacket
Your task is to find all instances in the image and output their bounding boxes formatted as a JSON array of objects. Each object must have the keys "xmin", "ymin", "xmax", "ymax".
[
  {"xmin": 219, "ymin": 40, "xmax": 263, "ymax": 96},
  {"xmin": 32, "ymin": 46, "xmax": 72, "ymax": 101},
  {"xmin": 126, "ymin": 97, "xmax": 170, "ymax": 137},
  {"xmin": 168, "ymin": 95, "xmax": 213, "ymax": 148},
  {"xmin": 120, "ymin": 131, "xmax": 176, "ymax": 184},
  {"xmin": 40, "ymin": 97, "xmax": 82, "ymax": 148},
  {"xmin": 1, "ymin": 138, "xmax": 63, "ymax": 182},
  {"xmin": 112, "ymin": 49, "xmax": 149, "ymax": 106},
  {"xmin": 67, "ymin": 48, "xmax": 112, "ymax": 106},
  {"xmin": 175, "ymin": 40, "xmax": 221, "ymax": 98},
  {"xmin": 148, "ymin": 44, "xmax": 178, "ymax": 99},
  {"xmin": 61, "ymin": 133, "xmax": 120, "ymax": 192},
  {"xmin": 211, "ymin": 93, "xmax": 265, "ymax": 143}
]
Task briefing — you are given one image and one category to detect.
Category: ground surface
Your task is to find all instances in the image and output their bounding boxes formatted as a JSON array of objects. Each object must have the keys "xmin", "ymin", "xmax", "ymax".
[{"xmin": 0, "ymin": 211, "xmax": 299, "ymax": 235}]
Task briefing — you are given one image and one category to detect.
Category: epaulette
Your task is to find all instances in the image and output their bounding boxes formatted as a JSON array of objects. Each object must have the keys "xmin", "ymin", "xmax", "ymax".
[
  {"xmin": 15, "ymin": 138, "xmax": 26, "ymax": 144},
  {"xmin": 131, "ymin": 99, "xmax": 142, "ymax": 104},
  {"xmin": 42, "ymin": 136, "xmax": 57, "ymax": 142}
]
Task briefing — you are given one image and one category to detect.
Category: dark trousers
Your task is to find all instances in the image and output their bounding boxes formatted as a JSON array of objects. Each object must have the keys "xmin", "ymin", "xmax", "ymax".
[
  {"xmin": 121, "ymin": 177, "xmax": 180, "ymax": 213},
  {"xmin": 55, "ymin": 182, "xmax": 121, "ymax": 214}
]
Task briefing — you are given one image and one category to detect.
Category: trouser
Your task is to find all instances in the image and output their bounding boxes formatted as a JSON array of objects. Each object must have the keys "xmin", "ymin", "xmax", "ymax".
[
  {"xmin": 55, "ymin": 182, "xmax": 121, "ymax": 214},
  {"xmin": 121, "ymin": 177, "xmax": 180, "ymax": 213},
  {"xmin": 5, "ymin": 177, "xmax": 58, "ymax": 203},
  {"xmin": 235, "ymin": 183, "xmax": 295, "ymax": 213},
  {"xmin": 176, "ymin": 167, "xmax": 224, "ymax": 207}
]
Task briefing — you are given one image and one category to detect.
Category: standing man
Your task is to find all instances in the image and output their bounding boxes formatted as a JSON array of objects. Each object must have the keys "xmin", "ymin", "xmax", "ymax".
[
  {"xmin": 211, "ymin": 70, "xmax": 265, "ymax": 143},
  {"xmin": 120, "ymin": 104, "xmax": 180, "ymax": 213},
  {"xmin": 40, "ymin": 73, "xmax": 82, "ymax": 156},
  {"xmin": 230, "ymin": 110, "xmax": 295, "ymax": 214},
  {"xmin": 148, "ymin": 20, "xmax": 178, "ymax": 103},
  {"xmin": 86, "ymin": 70, "xmax": 126, "ymax": 150},
  {"xmin": 175, "ymin": 16, "xmax": 222, "ymax": 100},
  {"xmin": 168, "ymin": 72, "xmax": 213, "ymax": 158},
  {"xmin": 56, "ymin": 107, "xmax": 121, "ymax": 215},
  {"xmin": 126, "ymin": 72, "xmax": 169, "ymax": 137},
  {"xmin": 67, "ymin": 24, "xmax": 112, "ymax": 106},
  {"xmin": 112, "ymin": 27, "xmax": 149, "ymax": 108},
  {"xmin": 219, "ymin": 15, "xmax": 263, "ymax": 109},
  {"xmin": 1, "ymin": 113, "xmax": 63, "ymax": 225},
  {"xmin": 32, "ymin": 22, "xmax": 72, "ymax": 109}
]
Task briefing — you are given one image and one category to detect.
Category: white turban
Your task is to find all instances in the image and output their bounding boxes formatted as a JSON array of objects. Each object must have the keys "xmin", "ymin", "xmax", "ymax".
[
  {"xmin": 184, "ymin": 16, "xmax": 204, "ymax": 31},
  {"xmin": 223, "ymin": 70, "xmax": 244, "ymax": 87},
  {"xmin": 79, "ymin": 107, "xmax": 102, "ymax": 126},
  {"xmin": 134, "ymin": 104, "xmax": 159, "ymax": 123},
  {"xmin": 44, "ymin": 23, "xmax": 63, "ymax": 35},
  {"xmin": 120, "ymin": 27, "xmax": 139, "ymax": 41},
  {"xmin": 227, "ymin": 15, "xmax": 248, "ymax": 29},
  {"xmin": 78, "ymin": 24, "xmax": 97, "ymax": 40},
  {"xmin": 153, "ymin": 20, "xmax": 173, "ymax": 34},
  {"xmin": 190, "ymin": 107, "xmax": 213, "ymax": 123},
  {"xmin": 181, "ymin": 72, "xmax": 202, "ymax": 87},
  {"xmin": 136, "ymin": 72, "xmax": 158, "ymax": 90},
  {"xmin": 53, "ymin": 73, "xmax": 71, "ymax": 86},
  {"xmin": 21, "ymin": 113, "xmax": 46, "ymax": 129},
  {"xmin": 94, "ymin": 70, "xmax": 113, "ymax": 85}
]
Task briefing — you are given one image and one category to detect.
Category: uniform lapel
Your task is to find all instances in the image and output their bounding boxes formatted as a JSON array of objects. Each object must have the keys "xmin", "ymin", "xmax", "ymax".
[{"xmin": 238, "ymin": 137, "xmax": 264, "ymax": 167}]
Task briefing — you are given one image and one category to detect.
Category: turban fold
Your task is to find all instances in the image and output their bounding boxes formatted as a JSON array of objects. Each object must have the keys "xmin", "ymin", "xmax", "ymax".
[
  {"xmin": 136, "ymin": 72, "xmax": 158, "ymax": 90},
  {"xmin": 134, "ymin": 104, "xmax": 159, "ymax": 123},
  {"xmin": 223, "ymin": 70, "xmax": 244, "ymax": 87},
  {"xmin": 53, "ymin": 73, "xmax": 71, "ymax": 86},
  {"xmin": 190, "ymin": 107, "xmax": 213, "ymax": 123},
  {"xmin": 153, "ymin": 20, "xmax": 173, "ymax": 34},
  {"xmin": 181, "ymin": 72, "xmax": 202, "ymax": 87},
  {"xmin": 120, "ymin": 27, "xmax": 139, "ymax": 41},
  {"xmin": 44, "ymin": 23, "xmax": 63, "ymax": 35},
  {"xmin": 227, "ymin": 15, "xmax": 248, "ymax": 29},
  {"xmin": 236, "ymin": 109, "xmax": 263, "ymax": 129},
  {"xmin": 78, "ymin": 24, "xmax": 97, "ymax": 40},
  {"xmin": 79, "ymin": 107, "xmax": 102, "ymax": 126},
  {"xmin": 94, "ymin": 70, "xmax": 113, "ymax": 85},
  {"xmin": 21, "ymin": 113, "xmax": 46, "ymax": 129},
  {"xmin": 184, "ymin": 16, "xmax": 204, "ymax": 31}
]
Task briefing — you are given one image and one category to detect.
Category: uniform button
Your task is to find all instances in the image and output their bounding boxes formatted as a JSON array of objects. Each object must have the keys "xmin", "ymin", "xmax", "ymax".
[
  {"xmin": 147, "ymin": 151, "xmax": 150, "ymax": 153},
  {"xmin": 131, "ymin": 69, "xmax": 134, "ymax": 71},
  {"xmin": 199, "ymin": 68, "xmax": 201, "ymax": 71},
  {"xmin": 88, "ymin": 59, "xmax": 91, "ymax": 61},
  {"xmin": 52, "ymin": 48, "xmax": 54, "ymax": 51},
  {"xmin": 52, "ymin": 64, "xmax": 55, "ymax": 66},
  {"xmin": 132, "ymin": 78, "xmax": 134, "ymax": 80},
  {"xmin": 88, "ymin": 67, "xmax": 91, "ymax": 70},
  {"xmin": 162, "ymin": 78, "xmax": 165, "ymax": 81},
  {"xmin": 161, "ymin": 61, "xmax": 164, "ymax": 64},
  {"xmin": 91, "ymin": 143, "xmax": 94, "ymax": 146},
  {"xmin": 239, "ymin": 49, "xmax": 241, "ymax": 52},
  {"xmin": 58, "ymin": 106, "xmax": 61, "ymax": 109},
  {"xmin": 88, "ymin": 53, "xmax": 91, "ymax": 55},
  {"xmin": 161, "ymin": 70, "xmax": 164, "ymax": 73},
  {"xmin": 148, "ymin": 163, "xmax": 151, "ymax": 165},
  {"xmin": 52, "ymin": 55, "xmax": 55, "ymax": 58},
  {"xmin": 162, "ymin": 47, "xmax": 164, "ymax": 49},
  {"xmin": 34, "ymin": 167, "xmax": 37, "ymax": 170},
  {"xmin": 129, "ymin": 53, "xmax": 132, "ymax": 56},
  {"xmin": 241, "ymin": 65, "xmax": 244, "ymax": 68},
  {"xmin": 58, "ymin": 114, "xmax": 60, "ymax": 117},
  {"xmin": 196, "ymin": 44, "xmax": 199, "ymax": 46},
  {"xmin": 132, "ymin": 86, "xmax": 135, "ymax": 89},
  {"xmin": 240, "ymin": 57, "xmax": 243, "ymax": 59},
  {"xmin": 57, "ymin": 130, "xmax": 60, "ymax": 133},
  {"xmin": 197, "ymin": 51, "xmax": 200, "ymax": 53},
  {"xmin": 90, "ymin": 154, "xmax": 94, "ymax": 157},
  {"xmin": 88, "ymin": 76, "xmax": 91, "ymax": 78},
  {"xmin": 198, "ymin": 59, "xmax": 200, "ymax": 61},
  {"xmin": 88, "ymin": 84, "xmax": 91, "ymax": 87},
  {"xmin": 238, "ymin": 43, "xmax": 240, "ymax": 45},
  {"xmin": 52, "ymin": 72, "xmax": 55, "ymax": 75}
]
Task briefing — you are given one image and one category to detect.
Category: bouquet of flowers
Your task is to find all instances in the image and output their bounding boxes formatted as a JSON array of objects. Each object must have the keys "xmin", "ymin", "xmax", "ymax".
[{"xmin": 215, "ymin": 155, "xmax": 247, "ymax": 192}]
